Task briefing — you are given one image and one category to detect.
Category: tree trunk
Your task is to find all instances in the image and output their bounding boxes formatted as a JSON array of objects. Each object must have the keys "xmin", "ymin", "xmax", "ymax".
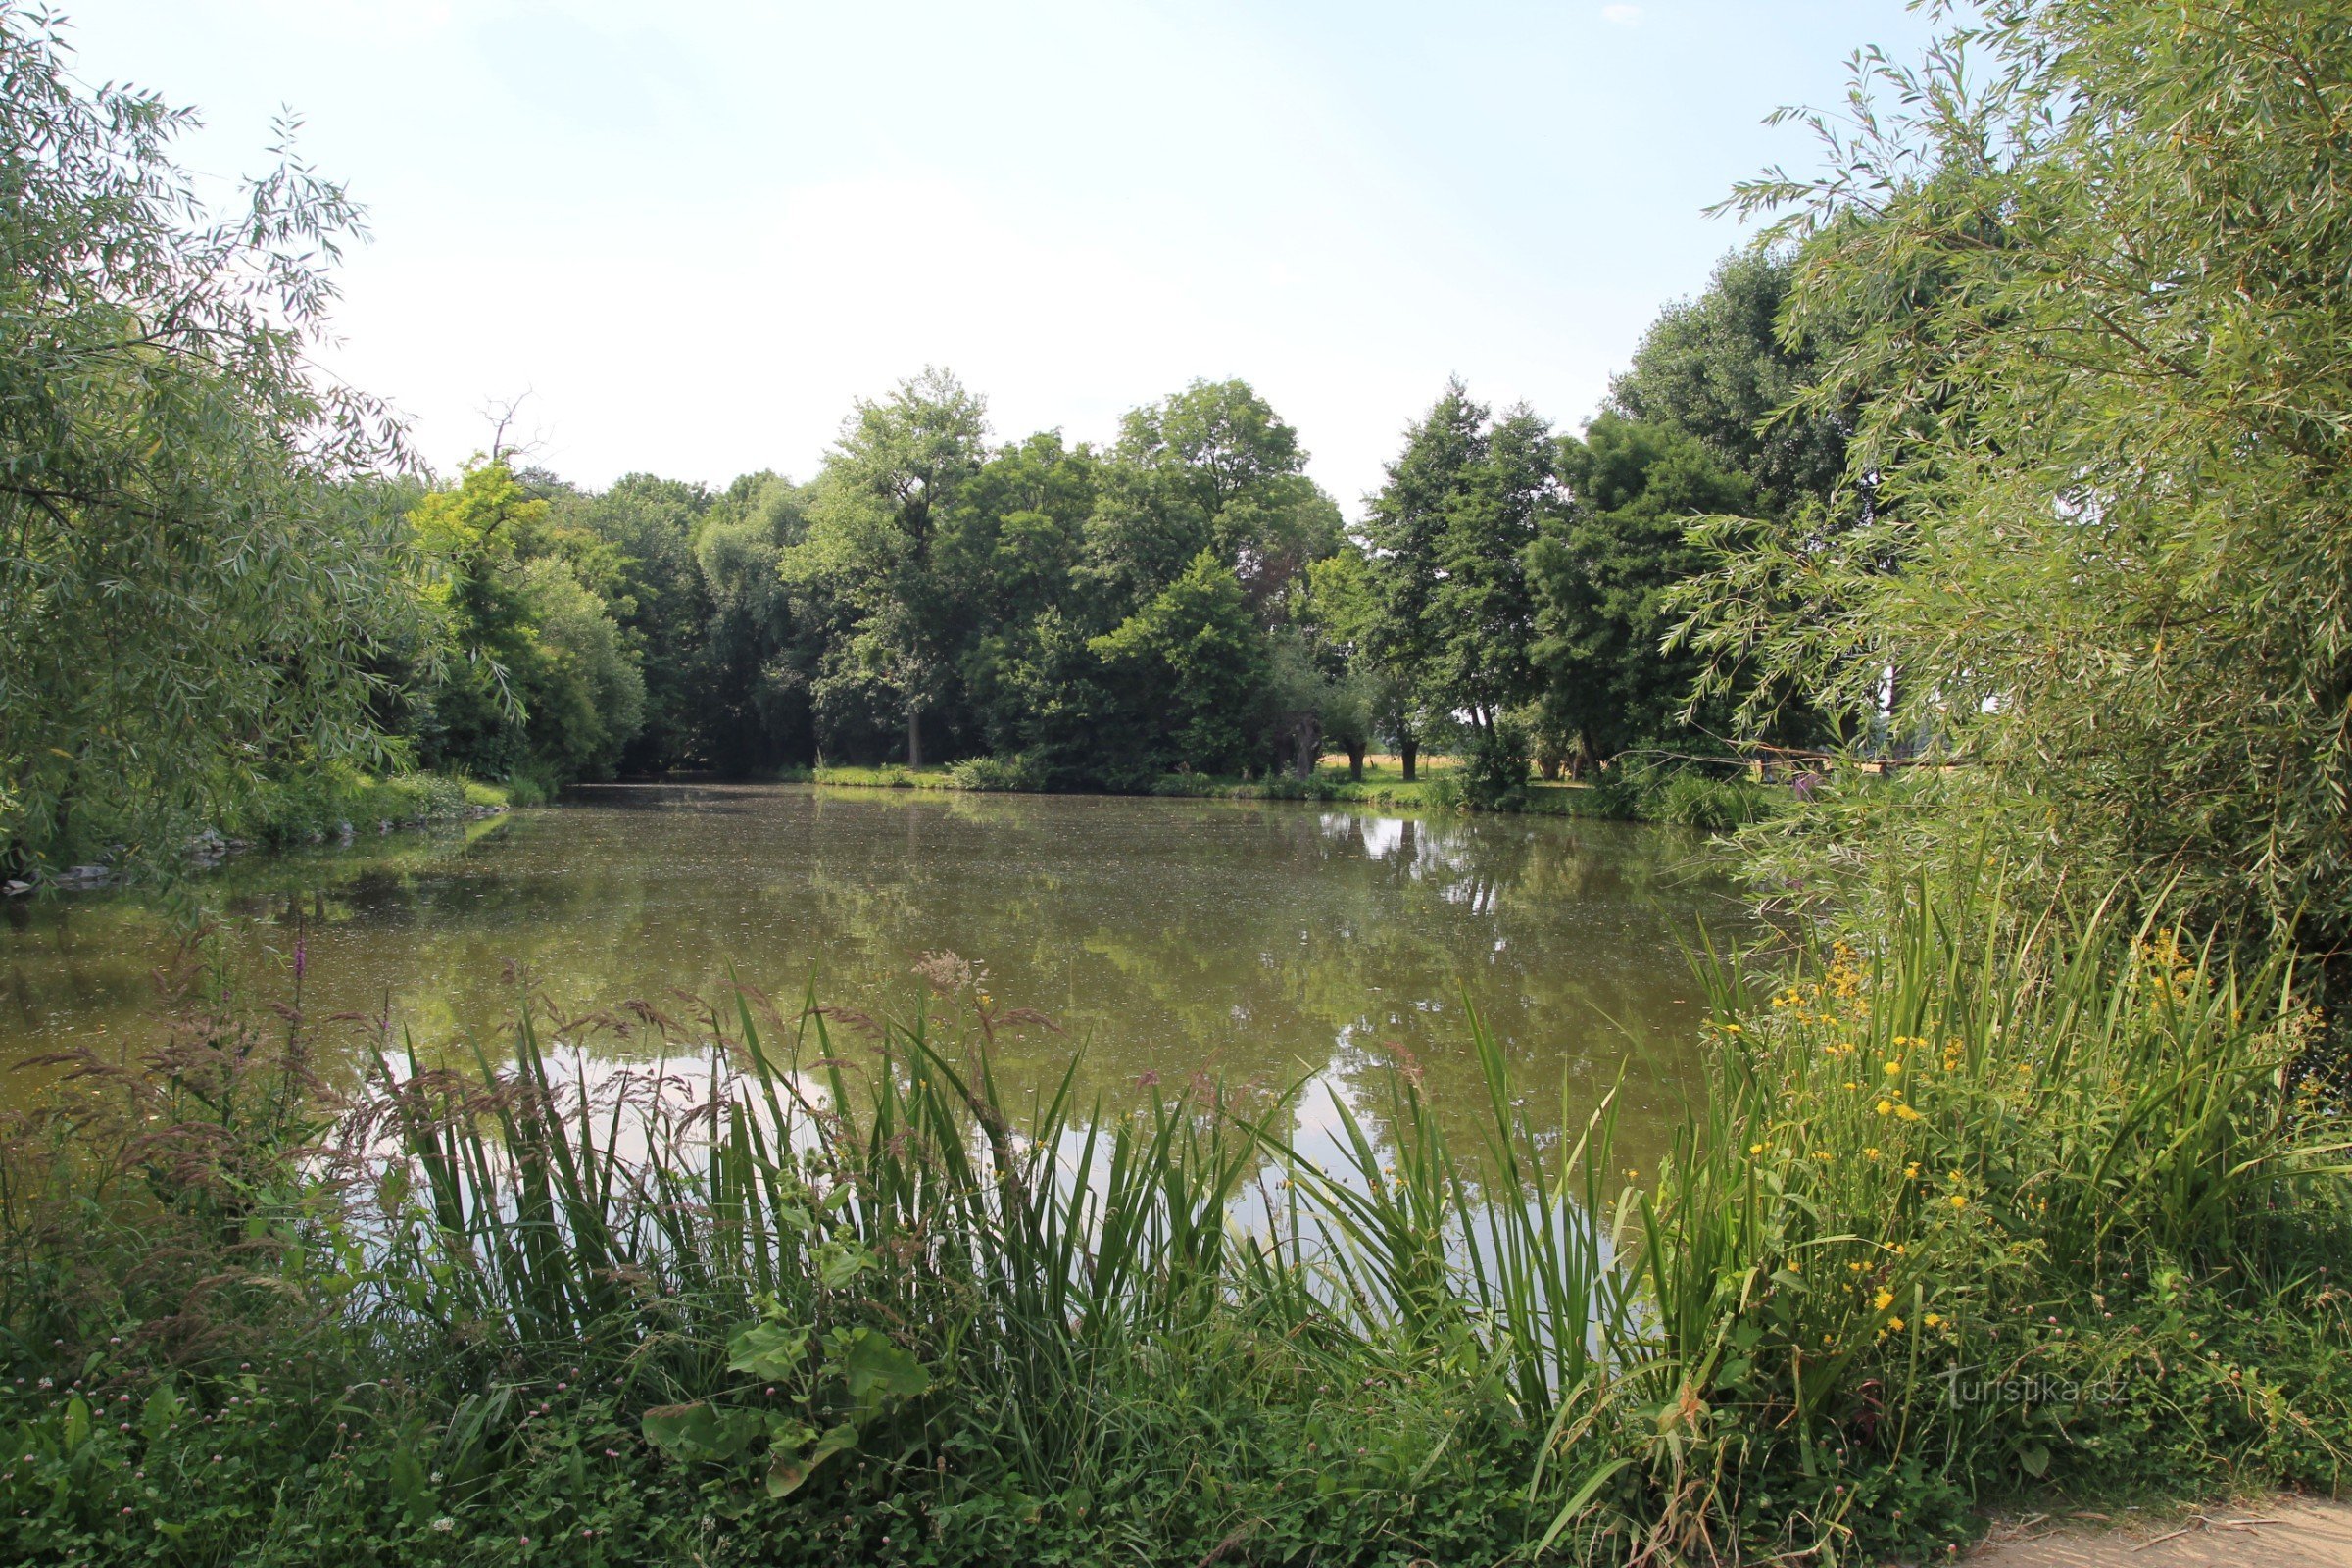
[
  {"xmin": 906, "ymin": 706, "xmax": 923, "ymax": 769},
  {"xmin": 1291, "ymin": 723, "xmax": 1321, "ymax": 781},
  {"xmin": 1347, "ymin": 743, "xmax": 1365, "ymax": 782},
  {"xmin": 1400, "ymin": 737, "xmax": 1419, "ymax": 782}
]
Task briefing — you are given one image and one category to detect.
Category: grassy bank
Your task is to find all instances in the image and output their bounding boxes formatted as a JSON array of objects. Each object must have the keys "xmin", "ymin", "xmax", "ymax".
[
  {"xmin": 809, "ymin": 756, "xmax": 1780, "ymax": 827},
  {"xmin": 2, "ymin": 874, "xmax": 2344, "ymax": 1565},
  {"xmin": 222, "ymin": 769, "xmax": 513, "ymax": 850},
  {"xmin": 811, "ymin": 757, "xmax": 1484, "ymax": 808}
]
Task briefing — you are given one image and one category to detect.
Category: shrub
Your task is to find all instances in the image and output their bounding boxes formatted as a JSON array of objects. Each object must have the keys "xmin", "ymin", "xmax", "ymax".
[
  {"xmin": 1147, "ymin": 771, "xmax": 1222, "ymax": 798},
  {"xmin": 1460, "ymin": 721, "xmax": 1531, "ymax": 811},
  {"xmin": 1629, "ymin": 873, "xmax": 2350, "ymax": 1555},
  {"xmin": 1250, "ymin": 773, "xmax": 1337, "ymax": 802},
  {"xmin": 1655, "ymin": 767, "xmax": 1778, "ymax": 831},
  {"xmin": 1582, "ymin": 757, "xmax": 1663, "ymax": 819},
  {"xmin": 944, "ymin": 753, "xmax": 1045, "ymax": 792},
  {"xmin": 221, "ymin": 768, "xmax": 480, "ymax": 847},
  {"xmin": 499, "ymin": 772, "xmax": 554, "ymax": 808}
]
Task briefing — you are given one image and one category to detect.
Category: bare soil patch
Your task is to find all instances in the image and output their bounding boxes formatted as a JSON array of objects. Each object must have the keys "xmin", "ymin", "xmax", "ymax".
[{"xmin": 1968, "ymin": 1498, "xmax": 2352, "ymax": 1568}]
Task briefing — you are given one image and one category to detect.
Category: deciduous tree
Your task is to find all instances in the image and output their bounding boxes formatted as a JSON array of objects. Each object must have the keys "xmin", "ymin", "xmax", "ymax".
[{"xmin": 0, "ymin": 9, "xmax": 418, "ymax": 875}]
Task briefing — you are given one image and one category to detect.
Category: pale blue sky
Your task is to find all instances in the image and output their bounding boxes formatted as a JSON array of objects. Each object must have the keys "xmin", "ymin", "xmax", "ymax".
[{"xmin": 67, "ymin": 2, "xmax": 1944, "ymax": 509}]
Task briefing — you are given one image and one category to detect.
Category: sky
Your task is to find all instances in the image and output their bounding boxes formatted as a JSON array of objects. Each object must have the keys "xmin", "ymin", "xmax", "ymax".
[{"xmin": 62, "ymin": 1, "xmax": 1947, "ymax": 514}]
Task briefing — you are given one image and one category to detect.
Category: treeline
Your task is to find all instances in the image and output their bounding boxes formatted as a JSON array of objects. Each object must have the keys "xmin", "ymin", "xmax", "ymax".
[
  {"xmin": 0, "ymin": 0, "xmax": 1864, "ymax": 879},
  {"xmin": 371, "ymin": 250, "xmax": 1845, "ymax": 808}
]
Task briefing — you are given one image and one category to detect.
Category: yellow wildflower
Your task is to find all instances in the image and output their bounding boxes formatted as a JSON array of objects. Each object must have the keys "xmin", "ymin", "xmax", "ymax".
[
  {"xmin": 1884, "ymin": 1061, "xmax": 1903, "ymax": 1076},
  {"xmin": 1949, "ymin": 1195, "xmax": 1968, "ymax": 1209},
  {"xmin": 1877, "ymin": 1099, "xmax": 1894, "ymax": 1116},
  {"xmin": 1895, "ymin": 1103, "xmax": 1923, "ymax": 1122},
  {"xmin": 1886, "ymin": 1315, "xmax": 1904, "ymax": 1333},
  {"xmin": 1924, "ymin": 1313, "xmax": 1943, "ymax": 1328},
  {"xmin": 1864, "ymin": 1147, "xmax": 1882, "ymax": 1159},
  {"xmin": 1873, "ymin": 1289, "xmax": 1895, "ymax": 1311}
]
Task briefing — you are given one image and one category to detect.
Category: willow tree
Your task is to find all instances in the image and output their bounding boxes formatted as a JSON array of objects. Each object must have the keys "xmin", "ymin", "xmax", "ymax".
[
  {"xmin": 1675, "ymin": 1, "xmax": 2352, "ymax": 1002},
  {"xmin": 0, "ymin": 6, "xmax": 416, "ymax": 878}
]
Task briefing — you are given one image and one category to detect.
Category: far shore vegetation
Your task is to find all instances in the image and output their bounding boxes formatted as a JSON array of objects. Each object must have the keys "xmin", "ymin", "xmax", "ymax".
[
  {"xmin": 801, "ymin": 755, "xmax": 1783, "ymax": 832},
  {"xmin": 4, "ymin": 2, "xmax": 2352, "ymax": 1566}
]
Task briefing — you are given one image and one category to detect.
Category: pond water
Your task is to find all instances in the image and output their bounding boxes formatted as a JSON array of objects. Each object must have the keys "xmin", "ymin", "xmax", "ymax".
[{"xmin": 0, "ymin": 784, "xmax": 1743, "ymax": 1162}]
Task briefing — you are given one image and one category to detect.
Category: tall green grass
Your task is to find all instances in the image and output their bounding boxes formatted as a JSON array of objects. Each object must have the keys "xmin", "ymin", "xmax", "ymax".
[{"xmin": 4, "ymin": 870, "xmax": 2348, "ymax": 1564}]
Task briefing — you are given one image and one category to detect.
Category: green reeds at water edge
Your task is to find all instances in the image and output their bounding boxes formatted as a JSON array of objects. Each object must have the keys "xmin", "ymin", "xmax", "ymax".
[
  {"xmin": 3, "ymin": 875, "xmax": 2349, "ymax": 1566},
  {"xmin": 358, "ymin": 982, "xmax": 1640, "ymax": 1512}
]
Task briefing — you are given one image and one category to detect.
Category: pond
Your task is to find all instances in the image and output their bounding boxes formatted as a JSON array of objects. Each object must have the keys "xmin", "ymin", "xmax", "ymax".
[{"xmin": 0, "ymin": 784, "xmax": 1743, "ymax": 1162}]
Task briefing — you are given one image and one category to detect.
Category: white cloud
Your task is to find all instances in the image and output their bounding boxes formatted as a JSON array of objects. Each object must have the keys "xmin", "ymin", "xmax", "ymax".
[{"xmin": 1601, "ymin": 4, "xmax": 1643, "ymax": 25}]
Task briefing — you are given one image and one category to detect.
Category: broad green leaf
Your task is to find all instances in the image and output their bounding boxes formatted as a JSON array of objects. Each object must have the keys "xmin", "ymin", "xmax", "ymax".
[
  {"xmin": 725, "ymin": 1319, "xmax": 810, "ymax": 1382},
  {"xmin": 815, "ymin": 1239, "xmax": 875, "ymax": 1288},
  {"xmin": 642, "ymin": 1402, "xmax": 763, "ymax": 1464},
  {"xmin": 140, "ymin": 1379, "xmax": 181, "ymax": 1443},
  {"xmin": 837, "ymin": 1328, "xmax": 930, "ymax": 1405},
  {"xmin": 765, "ymin": 1420, "xmax": 856, "ymax": 1498}
]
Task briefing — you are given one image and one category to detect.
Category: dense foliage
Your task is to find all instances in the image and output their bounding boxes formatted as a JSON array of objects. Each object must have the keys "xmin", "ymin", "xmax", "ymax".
[
  {"xmin": 1674, "ymin": 0, "xmax": 2352, "ymax": 1026},
  {"xmin": 349, "ymin": 340, "xmax": 1804, "ymax": 810},
  {"xmin": 0, "ymin": 8, "xmax": 421, "ymax": 879}
]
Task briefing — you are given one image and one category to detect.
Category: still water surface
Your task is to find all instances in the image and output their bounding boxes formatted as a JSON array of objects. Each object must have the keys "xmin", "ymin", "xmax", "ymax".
[{"xmin": 0, "ymin": 785, "xmax": 1741, "ymax": 1159}]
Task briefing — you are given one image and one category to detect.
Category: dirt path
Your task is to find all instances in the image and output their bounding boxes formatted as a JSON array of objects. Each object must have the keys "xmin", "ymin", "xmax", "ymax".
[{"xmin": 1969, "ymin": 1498, "xmax": 2352, "ymax": 1567}]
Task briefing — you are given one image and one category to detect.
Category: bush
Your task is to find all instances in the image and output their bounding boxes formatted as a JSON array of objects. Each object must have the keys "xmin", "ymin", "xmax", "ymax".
[
  {"xmin": 1655, "ymin": 767, "xmax": 1778, "ymax": 831},
  {"xmin": 1146, "ymin": 771, "xmax": 1222, "ymax": 798},
  {"xmin": 1574, "ymin": 757, "xmax": 1782, "ymax": 827},
  {"xmin": 223, "ymin": 768, "xmax": 477, "ymax": 847},
  {"xmin": 500, "ymin": 771, "xmax": 554, "ymax": 808},
  {"xmin": 1633, "ymin": 873, "xmax": 2352, "ymax": 1555},
  {"xmin": 1460, "ymin": 722, "xmax": 1531, "ymax": 811},
  {"xmin": 1582, "ymin": 759, "xmax": 1655, "ymax": 819},
  {"xmin": 1421, "ymin": 766, "xmax": 1464, "ymax": 812},
  {"xmin": 944, "ymin": 753, "xmax": 1045, "ymax": 793},
  {"xmin": 1250, "ymin": 773, "xmax": 1337, "ymax": 802}
]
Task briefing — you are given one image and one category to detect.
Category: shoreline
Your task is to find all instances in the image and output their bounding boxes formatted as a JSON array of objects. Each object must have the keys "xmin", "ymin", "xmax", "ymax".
[
  {"xmin": 3, "ymin": 772, "xmax": 514, "ymax": 897},
  {"xmin": 801, "ymin": 760, "xmax": 1606, "ymax": 816}
]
